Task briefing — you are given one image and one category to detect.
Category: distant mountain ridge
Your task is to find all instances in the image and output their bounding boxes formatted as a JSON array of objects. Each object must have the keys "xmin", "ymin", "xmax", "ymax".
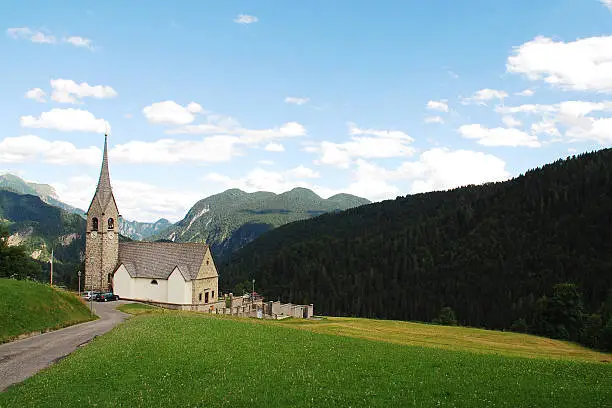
[
  {"xmin": 152, "ymin": 187, "xmax": 371, "ymax": 258},
  {"xmin": 0, "ymin": 174, "xmax": 172, "ymax": 241}
]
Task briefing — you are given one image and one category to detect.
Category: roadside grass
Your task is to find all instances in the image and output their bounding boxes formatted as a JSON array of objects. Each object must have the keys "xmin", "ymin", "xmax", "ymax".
[
  {"xmin": 117, "ymin": 303, "xmax": 160, "ymax": 315},
  {"xmin": 1, "ymin": 312, "xmax": 610, "ymax": 408},
  {"xmin": 0, "ymin": 278, "xmax": 95, "ymax": 343},
  {"xmin": 272, "ymin": 316, "xmax": 612, "ymax": 363}
]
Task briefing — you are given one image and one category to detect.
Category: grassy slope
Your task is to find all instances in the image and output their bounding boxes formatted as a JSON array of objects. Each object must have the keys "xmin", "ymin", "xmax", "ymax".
[
  {"xmin": 1, "ymin": 311, "xmax": 610, "ymax": 408},
  {"xmin": 0, "ymin": 279, "xmax": 94, "ymax": 343}
]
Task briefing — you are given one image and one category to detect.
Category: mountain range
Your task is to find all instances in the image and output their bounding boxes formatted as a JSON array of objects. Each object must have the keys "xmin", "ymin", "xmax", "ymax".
[
  {"xmin": 0, "ymin": 172, "xmax": 370, "ymax": 262},
  {"xmin": 151, "ymin": 187, "xmax": 370, "ymax": 258}
]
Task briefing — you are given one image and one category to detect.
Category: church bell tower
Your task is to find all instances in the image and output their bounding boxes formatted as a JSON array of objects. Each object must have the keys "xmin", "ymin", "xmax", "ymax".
[{"xmin": 85, "ymin": 134, "xmax": 120, "ymax": 292}]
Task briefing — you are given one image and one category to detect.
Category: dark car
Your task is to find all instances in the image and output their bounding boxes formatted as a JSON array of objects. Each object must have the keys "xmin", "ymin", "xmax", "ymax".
[{"xmin": 96, "ymin": 292, "xmax": 120, "ymax": 302}]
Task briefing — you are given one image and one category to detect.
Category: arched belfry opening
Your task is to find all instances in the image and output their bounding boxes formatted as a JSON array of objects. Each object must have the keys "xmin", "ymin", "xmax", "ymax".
[{"xmin": 92, "ymin": 217, "xmax": 99, "ymax": 231}]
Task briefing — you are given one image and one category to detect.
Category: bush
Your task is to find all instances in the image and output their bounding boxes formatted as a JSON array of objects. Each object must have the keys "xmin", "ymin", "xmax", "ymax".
[{"xmin": 433, "ymin": 306, "xmax": 458, "ymax": 326}]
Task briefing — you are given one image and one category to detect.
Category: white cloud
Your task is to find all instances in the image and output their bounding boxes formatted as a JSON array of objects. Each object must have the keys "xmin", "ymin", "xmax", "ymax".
[
  {"xmin": 400, "ymin": 148, "xmax": 511, "ymax": 194},
  {"xmin": 234, "ymin": 14, "xmax": 258, "ymax": 24},
  {"xmin": 600, "ymin": 0, "xmax": 612, "ymax": 10},
  {"xmin": 63, "ymin": 36, "xmax": 93, "ymax": 49},
  {"xmin": 142, "ymin": 101, "xmax": 203, "ymax": 125},
  {"xmin": 25, "ymin": 88, "xmax": 46, "ymax": 103},
  {"xmin": 459, "ymin": 124, "xmax": 541, "ymax": 147},
  {"xmin": 309, "ymin": 122, "xmax": 416, "ymax": 168},
  {"xmin": 502, "ymin": 115, "xmax": 521, "ymax": 128},
  {"xmin": 20, "ymin": 108, "xmax": 109, "ymax": 133},
  {"xmin": 7, "ymin": 27, "xmax": 56, "ymax": 44},
  {"xmin": 264, "ymin": 142, "xmax": 285, "ymax": 152},
  {"xmin": 284, "ymin": 96, "xmax": 309, "ymax": 105},
  {"xmin": 50, "ymin": 79, "xmax": 117, "ymax": 104},
  {"xmin": 54, "ymin": 176, "xmax": 200, "ymax": 223},
  {"xmin": 515, "ymin": 89, "xmax": 535, "ymax": 97},
  {"xmin": 171, "ymin": 117, "xmax": 306, "ymax": 144},
  {"xmin": 7, "ymin": 27, "xmax": 92, "ymax": 48},
  {"xmin": 424, "ymin": 116, "xmax": 444, "ymax": 124},
  {"xmin": 286, "ymin": 165, "xmax": 319, "ymax": 179},
  {"xmin": 0, "ymin": 135, "xmax": 101, "ymax": 165},
  {"xmin": 462, "ymin": 89, "xmax": 508, "ymax": 105},
  {"xmin": 110, "ymin": 136, "xmax": 243, "ymax": 164},
  {"xmin": 204, "ymin": 166, "xmax": 325, "ymax": 196},
  {"xmin": 427, "ymin": 100, "xmax": 449, "ymax": 112},
  {"xmin": 497, "ymin": 100, "xmax": 612, "ymax": 143},
  {"xmin": 507, "ymin": 35, "xmax": 612, "ymax": 93}
]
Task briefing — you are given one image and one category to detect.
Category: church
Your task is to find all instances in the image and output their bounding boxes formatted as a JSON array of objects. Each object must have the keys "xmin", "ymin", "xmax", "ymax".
[{"xmin": 84, "ymin": 135, "xmax": 219, "ymax": 306}]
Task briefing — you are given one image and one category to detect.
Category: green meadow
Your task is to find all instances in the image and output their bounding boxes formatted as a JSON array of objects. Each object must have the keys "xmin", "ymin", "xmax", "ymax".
[
  {"xmin": 1, "ymin": 307, "xmax": 610, "ymax": 408},
  {"xmin": 0, "ymin": 278, "xmax": 94, "ymax": 343}
]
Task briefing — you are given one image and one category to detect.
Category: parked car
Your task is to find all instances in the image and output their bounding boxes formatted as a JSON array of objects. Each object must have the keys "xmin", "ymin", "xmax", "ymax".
[
  {"xmin": 96, "ymin": 292, "xmax": 120, "ymax": 302},
  {"xmin": 82, "ymin": 291, "xmax": 100, "ymax": 300}
]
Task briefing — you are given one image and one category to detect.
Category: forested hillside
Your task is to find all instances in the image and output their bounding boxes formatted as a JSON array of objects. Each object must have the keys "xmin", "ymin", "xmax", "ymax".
[
  {"xmin": 154, "ymin": 187, "xmax": 370, "ymax": 258},
  {"xmin": 221, "ymin": 149, "xmax": 612, "ymax": 349}
]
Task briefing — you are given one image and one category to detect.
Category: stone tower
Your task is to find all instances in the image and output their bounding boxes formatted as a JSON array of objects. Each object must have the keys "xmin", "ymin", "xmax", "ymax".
[{"xmin": 85, "ymin": 134, "xmax": 120, "ymax": 292}]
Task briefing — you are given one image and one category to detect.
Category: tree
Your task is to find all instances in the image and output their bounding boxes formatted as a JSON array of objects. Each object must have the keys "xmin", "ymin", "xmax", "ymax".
[
  {"xmin": 433, "ymin": 306, "xmax": 458, "ymax": 326},
  {"xmin": 0, "ymin": 223, "xmax": 41, "ymax": 280}
]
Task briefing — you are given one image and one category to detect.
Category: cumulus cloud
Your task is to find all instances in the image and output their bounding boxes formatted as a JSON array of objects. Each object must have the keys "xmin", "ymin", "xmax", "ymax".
[
  {"xmin": 507, "ymin": 35, "xmax": 612, "ymax": 93},
  {"xmin": 462, "ymin": 89, "xmax": 508, "ymax": 105},
  {"xmin": 459, "ymin": 124, "xmax": 541, "ymax": 147},
  {"xmin": 0, "ymin": 135, "xmax": 101, "ymax": 165},
  {"xmin": 284, "ymin": 96, "xmax": 309, "ymax": 105},
  {"xmin": 49, "ymin": 79, "xmax": 117, "ymax": 104},
  {"xmin": 142, "ymin": 101, "xmax": 203, "ymax": 125},
  {"xmin": 497, "ymin": 100, "xmax": 612, "ymax": 143},
  {"xmin": 20, "ymin": 108, "xmax": 109, "ymax": 133},
  {"xmin": 307, "ymin": 122, "xmax": 416, "ymax": 168},
  {"xmin": 264, "ymin": 142, "xmax": 285, "ymax": 152},
  {"xmin": 234, "ymin": 14, "xmax": 258, "ymax": 24},
  {"xmin": 110, "ymin": 136, "xmax": 243, "ymax": 164},
  {"xmin": 53, "ymin": 176, "xmax": 200, "ymax": 223},
  {"xmin": 25, "ymin": 88, "xmax": 46, "ymax": 103},
  {"xmin": 600, "ymin": 0, "xmax": 612, "ymax": 10},
  {"xmin": 286, "ymin": 165, "xmax": 319, "ymax": 179},
  {"xmin": 427, "ymin": 100, "xmax": 449, "ymax": 112}
]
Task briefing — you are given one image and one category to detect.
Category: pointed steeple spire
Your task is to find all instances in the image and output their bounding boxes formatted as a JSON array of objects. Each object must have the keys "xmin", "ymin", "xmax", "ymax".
[{"xmin": 91, "ymin": 133, "xmax": 115, "ymax": 213}]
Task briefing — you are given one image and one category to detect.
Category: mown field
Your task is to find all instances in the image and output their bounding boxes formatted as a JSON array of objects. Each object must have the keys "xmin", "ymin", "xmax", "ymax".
[
  {"xmin": 0, "ymin": 278, "xmax": 94, "ymax": 343},
  {"xmin": 1, "ymin": 307, "xmax": 610, "ymax": 408}
]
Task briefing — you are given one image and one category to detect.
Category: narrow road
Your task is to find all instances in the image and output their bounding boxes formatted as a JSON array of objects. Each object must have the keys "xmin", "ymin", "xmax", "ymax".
[{"xmin": 0, "ymin": 300, "xmax": 132, "ymax": 392}]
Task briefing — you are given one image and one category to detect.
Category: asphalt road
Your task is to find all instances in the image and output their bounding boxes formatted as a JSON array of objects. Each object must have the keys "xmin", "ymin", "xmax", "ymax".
[{"xmin": 0, "ymin": 299, "xmax": 132, "ymax": 392}]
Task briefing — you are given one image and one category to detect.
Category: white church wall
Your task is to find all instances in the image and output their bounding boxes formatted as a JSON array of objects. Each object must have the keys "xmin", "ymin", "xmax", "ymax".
[
  {"xmin": 113, "ymin": 265, "xmax": 133, "ymax": 299},
  {"xmin": 168, "ymin": 267, "xmax": 191, "ymax": 304},
  {"xmin": 133, "ymin": 277, "xmax": 168, "ymax": 303}
]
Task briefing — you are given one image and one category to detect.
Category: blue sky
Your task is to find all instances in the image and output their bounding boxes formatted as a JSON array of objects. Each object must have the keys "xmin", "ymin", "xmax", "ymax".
[{"xmin": 1, "ymin": 0, "xmax": 611, "ymax": 222}]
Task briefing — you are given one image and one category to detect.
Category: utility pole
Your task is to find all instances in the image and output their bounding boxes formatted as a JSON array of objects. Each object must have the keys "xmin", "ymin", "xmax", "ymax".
[
  {"xmin": 78, "ymin": 271, "xmax": 82, "ymax": 296},
  {"xmin": 49, "ymin": 249, "xmax": 53, "ymax": 286}
]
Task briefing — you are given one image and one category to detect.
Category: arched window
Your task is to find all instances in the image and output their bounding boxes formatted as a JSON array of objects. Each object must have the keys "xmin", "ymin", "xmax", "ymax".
[
  {"xmin": 108, "ymin": 218, "xmax": 114, "ymax": 230},
  {"xmin": 92, "ymin": 217, "xmax": 99, "ymax": 231},
  {"xmin": 151, "ymin": 280, "xmax": 158, "ymax": 285}
]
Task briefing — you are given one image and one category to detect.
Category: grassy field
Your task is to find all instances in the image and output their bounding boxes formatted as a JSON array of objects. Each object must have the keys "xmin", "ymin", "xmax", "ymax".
[
  {"xmin": 0, "ymin": 278, "xmax": 94, "ymax": 343},
  {"xmin": 274, "ymin": 316, "xmax": 612, "ymax": 363},
  {"xmin": 1, "ymin": 309, "xmax": 610, "ymax": 407}
]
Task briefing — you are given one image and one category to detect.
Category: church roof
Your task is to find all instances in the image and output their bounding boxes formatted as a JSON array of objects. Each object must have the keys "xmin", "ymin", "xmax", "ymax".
[
  {"xmin": 87, "ymin": 133, "xmax": 119, "ymax": 215},
  {"xmin": 117, "ymin": 242, "xmax": 209, "ymax": 280}
]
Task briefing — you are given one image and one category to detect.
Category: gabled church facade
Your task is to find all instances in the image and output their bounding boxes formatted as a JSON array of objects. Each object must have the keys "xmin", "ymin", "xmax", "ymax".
[{"xmin": 85, "ymin": 135, "xmax": 219, "ymax": 306}]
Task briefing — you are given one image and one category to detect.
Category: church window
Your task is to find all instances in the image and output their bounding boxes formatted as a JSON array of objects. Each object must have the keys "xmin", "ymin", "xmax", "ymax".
[
  {"xmin": 205, "ymin": 292, "xmax": 209, "ymax": 303},
  {"xmin": 108, "ymin": 218, "xmax": 114, "ymax": 230},
  {"xmin": 92, "ymin": 217, "xmax": 99, "ymax": 231},
  {"xmin": 206, "ymin": 259, "xmax": 209, "ymax": 265},
  {"xmin": 199, "ymin": 293, "xmax": 202, "ymax": 301},
  {"xmin": 151, "ymin": 279, "xmax": 158, "ymax": 285},
  {"xmin": 212, "ymin": 291, "xmax": 215, "ymax": 299}
]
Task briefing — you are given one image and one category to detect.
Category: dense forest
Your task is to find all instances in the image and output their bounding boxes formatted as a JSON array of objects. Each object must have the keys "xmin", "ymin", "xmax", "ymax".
[{"xmin": 221, "ymin": 149, "xmax": 612, "ymax": 350}]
